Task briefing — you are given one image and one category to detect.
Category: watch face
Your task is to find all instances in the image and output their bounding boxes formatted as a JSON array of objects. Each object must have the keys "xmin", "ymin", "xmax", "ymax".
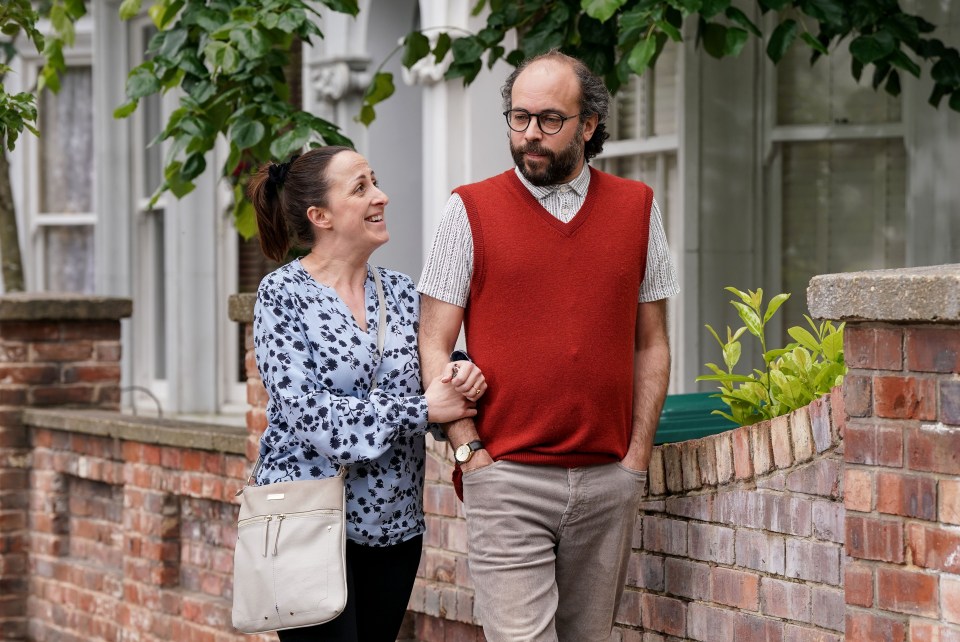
[{"xmin": 455, "ymin": 444, "xmax": 471, "ymax": 463}]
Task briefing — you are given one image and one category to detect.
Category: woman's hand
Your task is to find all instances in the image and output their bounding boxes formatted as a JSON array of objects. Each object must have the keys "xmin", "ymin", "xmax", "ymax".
[
  {"xmin": 424, "ymin": 361, "xmax": 487, "ymax": 423},
  {"xmin": 425, "ymin": 376, "xmax": 477, "ymax": 423},
  {"xmin": 441, "ymin": 360, "xmax": 487, "ymax": 401}
]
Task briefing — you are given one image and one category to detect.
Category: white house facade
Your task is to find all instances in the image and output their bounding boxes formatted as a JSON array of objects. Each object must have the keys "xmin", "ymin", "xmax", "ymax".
[{"xmin": 5, "ymin": 0, "xmax": 958, "ymax": 422}]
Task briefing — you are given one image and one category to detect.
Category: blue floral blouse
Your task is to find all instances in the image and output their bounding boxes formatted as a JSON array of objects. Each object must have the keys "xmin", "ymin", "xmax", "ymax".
[{"xmin": 253, "ymin": 261, "xmax": 430, "ymax": 546}]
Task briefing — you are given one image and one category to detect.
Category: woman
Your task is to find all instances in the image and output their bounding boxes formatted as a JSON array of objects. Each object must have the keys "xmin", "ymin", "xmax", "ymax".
[{"xmin": 247, "ymin": 146, "xmax": 485, "ymax": 641}]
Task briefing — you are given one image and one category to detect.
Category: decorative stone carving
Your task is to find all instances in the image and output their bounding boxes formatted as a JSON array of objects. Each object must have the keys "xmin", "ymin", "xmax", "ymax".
[{"xmin": 311, "ymin": 57, "xmax": 371, "ymax": 103}]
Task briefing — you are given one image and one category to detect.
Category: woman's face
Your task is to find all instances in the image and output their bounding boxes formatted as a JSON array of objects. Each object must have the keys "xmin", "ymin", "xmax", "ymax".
[{"xmin": 317, "ymin": 150, "xmax": 390, "ymax": 254}]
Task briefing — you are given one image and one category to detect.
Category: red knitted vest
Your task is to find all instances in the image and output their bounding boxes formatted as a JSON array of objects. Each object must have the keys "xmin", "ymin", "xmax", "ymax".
[{"xmin": 457, "ymin": 167, "xmax": 652, "ymax": 472}]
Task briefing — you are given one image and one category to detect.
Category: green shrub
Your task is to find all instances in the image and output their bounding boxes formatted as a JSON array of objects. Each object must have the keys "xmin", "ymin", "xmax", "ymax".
[{"xmin": 696, "ymin": 287, "xmax": 846, "ymax": 427}]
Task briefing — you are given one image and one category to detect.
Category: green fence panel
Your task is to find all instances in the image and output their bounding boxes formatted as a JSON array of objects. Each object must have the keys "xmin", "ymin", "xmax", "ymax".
[{"xmin": 654, "ymin": 392, "xmax": 736, "ymax": 444}]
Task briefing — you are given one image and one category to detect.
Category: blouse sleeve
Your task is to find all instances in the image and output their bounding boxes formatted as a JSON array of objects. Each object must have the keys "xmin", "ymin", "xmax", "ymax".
[{"xmin": 254, "ymin": 280, "xmax": 429, "ymax": 466}]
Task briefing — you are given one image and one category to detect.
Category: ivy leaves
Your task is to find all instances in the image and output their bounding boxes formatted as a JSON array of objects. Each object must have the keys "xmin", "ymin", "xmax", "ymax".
[{"xmin": 115, "ymin": 0, "xmax": 358, "ymax": 236}]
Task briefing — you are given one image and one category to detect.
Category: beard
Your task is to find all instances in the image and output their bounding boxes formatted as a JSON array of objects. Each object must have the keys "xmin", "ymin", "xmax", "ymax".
[{"xmin": 510, "ymin": 124, "xmax": 584, "ymax": 187}]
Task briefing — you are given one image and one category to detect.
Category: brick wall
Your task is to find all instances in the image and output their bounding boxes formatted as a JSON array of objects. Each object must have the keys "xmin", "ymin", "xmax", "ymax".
[
  {"xmin": 809, "ymin": 265, "xmax": 960, "ymax": 641},
  {"xmin": 5, "ymin": 265, "xmax": 958, "ymax": 641}
]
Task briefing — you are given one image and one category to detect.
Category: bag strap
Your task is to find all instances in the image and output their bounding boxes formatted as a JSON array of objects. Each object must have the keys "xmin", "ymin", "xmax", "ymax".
[{"xmin": 371, "ymin": 265, "xmax": 386, "ymax": 356}]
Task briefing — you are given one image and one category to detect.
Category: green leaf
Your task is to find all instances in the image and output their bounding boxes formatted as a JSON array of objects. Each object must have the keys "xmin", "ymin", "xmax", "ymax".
[
  {"xmin": 159, "ymin": 27, "xmax": 188, "ymax": 59},
  {"xmin": 119, "ymin": 0, "xmax": 142, "ymax": 20},
  {"xmin": 230, "ymin": 120, "xmax": 265, "ymax": 149},
  {"xmin": 695, "ymin": 374, "xmax": 760, "ymax": 384},
  {"xmin": 850, "ymin": 31, "xmax": 896, "ymax": 64},
  {"xmin": 800, "ymin": 32, "xmax": 829, "ymax": 56},
  {"xmin": 149, "ymin": 0, "xmax": 185, "ymax": 30},
  {"xmin": 126, "ymin": 65, "xmax": 161, "ymax": 100},
  {"xmin": 319, "ymin": 0, "xmax": 360, "ymax": 16},
  {"xmin": 231, "ymin": 28, "xmax": 269, "ymax": 59},
  {"xmin": 701, "ymin": 22, "xmax": 728, "ymax": 59},
  {"xmin": 269, "ymin": 125, "xmax": 311, "ymax": 159},
  {"xmin": 700, "ymin": 0, "xmax": 730, "ymax": 20},
  {"xmin": 821, "ymin": 329, "xmax": 844, "ymax": 362},
  {"xmin": 364, "ymin": 71, "xmax": 395, "ymax": 104},
  {"xmin": 627, "ymin": 35, "xmax": 657, "ymax": 74},
  {"xmin": 433, "ymin": 32, "xmax": 452, "ymax": 63},
  {"xmin": 722, "ymin": 341, "xmax": 742, "ymax": 371},
  {"xmin": 581, "ymin": 0, "xmax": 627, "ymax": 23},
  {"xmin": 402, "ymin": 32, "xmax": 431, "ymax": 69},
  {"xmin": 763, "ymin": 292, "xmax": 791, "ymax": 323},
  {"xmin": 731, "ymin": 301, "xmax": 763, "ymax": 338},
  {"xmin": 787, "ymin": 326, "xmax": 819, "ymax": 352},
  {"xmin": 767, "ymin": 19, "xmax": 798, "ymax": 64},
  {"xmin": 182, "ymin": 153, "xmax": 207, "ymax": 180},
  {"xmin": 233, "ymin": 196, "xmax": 258, "ymax": 240},
  {"xmin": 725, "ymin": 6, "xmax": 761, "ymax": 37},
  {"xmin": 724, "ymin": 27, "xmax": 749, "ymax": 57},
  {"xmin": 113, "ymin": 99, "xmax": 139, "ymax": 119}
]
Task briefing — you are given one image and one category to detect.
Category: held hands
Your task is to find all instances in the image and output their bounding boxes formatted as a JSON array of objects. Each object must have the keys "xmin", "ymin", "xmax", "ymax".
[{"xmin": 424, "ymin": 361, "xmax": 487, "ymax": 424}]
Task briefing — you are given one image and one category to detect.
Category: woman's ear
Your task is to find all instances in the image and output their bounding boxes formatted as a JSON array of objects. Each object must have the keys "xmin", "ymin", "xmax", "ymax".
[{"xmin": 307, "ymin": 205, "xmax": 332, "ymax": 230}]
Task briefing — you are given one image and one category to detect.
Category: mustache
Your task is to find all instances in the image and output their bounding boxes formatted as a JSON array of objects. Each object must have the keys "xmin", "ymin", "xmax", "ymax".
[{"xmin": 518, "ymin": 143, "xmax": 552, "ymax": 156}]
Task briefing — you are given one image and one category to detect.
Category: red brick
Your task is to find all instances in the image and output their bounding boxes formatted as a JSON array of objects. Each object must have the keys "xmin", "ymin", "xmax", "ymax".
[
  {"xmin": 876, "ymin": 566, "xmax": 939, "ymax": 617},
  {"xmin": 907, "ymin": 423, "xmax": 960, "ymax": 475},
  {"xmin": 941, "ymin": 479, "xmax": 960, "ymax": 526},
  {"xmin": 875, "ymin": 376, "xmax": 937, "ymax": 420},
  {"xmin": 783, "ymin": 624, "xmax": 842, "ymax": 642},
  {"xmin": 751, "ymin": 420, "xmax": 774, "ymax": 475},
  {"xmin": 810, "ymin": 586, "xmax": 844, "ymax": 632},
  {"xmin": 906, "ymin": 327, "xmax": 960, "ymax": 373},
  {"xmin": 944, "ymin": 380, "xmax": 960, "ymax": 426},
  {"xmin": 0, "ymin": 364, "xmax": 58, "ymax": 384},
  {"xmin": 785, "ymin": 539, "xmax": 841, "ymax": 585},
  {"xmin": 876, "ymin": 471, "xmax": 937, "ymax": 520},
  {"xmin": 642, "ymin": 516, "xmax": 687, "ymax": 556},
  {"xmin": 790, "ymin": 406, "xmax": 815, "ymax": 462},
  {"xmin": 0, "ymin": 322, "xmax": 60, "ymax": 341},
  {"xmin": 696, "ymin": 438, "xmax": 718, "ymax": 486},
  {"xmin": 909, "ymin": 621, "xmax": 960, "ymax": 642},
  {"xmin": 29, "ymin": 341, "xmax": 94, "ymax": 362},
  {"xmin": 845, "ymin": 375, "xmax": 872, "ymax": 417},
  {"xmin": 847, "ymin": 326, "xmax": 904, "ymax": 371},
  {"xmin": 761, "ymin": 577, "xmax": 810, "ymax": 621},
  {"xmin": 60, "ymin": 322, "xmax": 119, "ymax": 341},
  {"xmin": 641, "ymin": 593, "xmax": 685, "ymax": 637},
  {"xmin": 246, "ymin": 380, "xmax": 269, "ymax": 406},
  {"xmin": 943, "ymin": 574, "xmax": 960, "ymax": 625},
  {"xmin": 829, "ymin": 386, "xmax": 846, "ymax": 441},
  {"xmin": 845, "ymin": 421, "xmax": 903, "ymax": 467},
  {"xmin": 648, "ymin": 447, "xmax": 666, "ymax": 495},
  {"xmin": 843, "ymin": 468, "xmax": 874, "ymax": 513},
  {"xmin": 845, "ymin": 611, "xmax": 905, "ymax": 642},
  {"xmin": 732, "ymin": 426, "xmax": 753, "ymax": 480},
  {"xmin": 664, "ymin": 557, "xmax": 710, "ymax": 601},
  {"xmin": 93, "ymin": 342, "xmax": 122, "ymax": 362},
  {"xmin": 681, "ymin": 441, "xmax": 700, "ymax": 490},
  {"xmin": 734, "ymin": 613, "xmax": 784, "ymax": 642},
  {"xmin": 847, "ymin": 515, "xmax": 904, "ymax": 563},
  {"xmin": 712, "ymin": 567, "xmax": 759, "ymax": 610},
  {"xmin": 771, "ymin": 415, "xmax": 792, "ymax": 469},
  {"xmin": 28, "ymin": 385, "xmax": 96, "ymax": 406},
  {"xmin": 714, "ymin": 432, "xmax": 734, "ymax": 484},
  {"xmin": 0, "ymin": 385, "xmax": 27, "ymax": 405},
  {"xmin": 688, "ymin": 603, "xmax": 735, "ymax": 640},
  {"xmin": 688, "ymin": 523, "xmax": 733, "ymax": 563},
  {"xmin": 60, "ymin": 364, "xmax": 121, "ymax": 384},
  {"xmin": 786, "ymin": 457, "xmax": 841, "ymax": 499},
  {"xmin": 663, "ymin": 443, "xmax": 682, "ymax": 492},
  {"xmin": 845, "ymin": 562, "xmax": 874, "ymax": 607},
  {"xmin": 907, "ymin": 523, "xmax": 960, "ymax": 574}
]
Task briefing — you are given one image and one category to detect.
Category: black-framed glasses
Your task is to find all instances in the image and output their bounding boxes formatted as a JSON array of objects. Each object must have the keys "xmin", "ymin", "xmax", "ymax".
[{"xmin": 503, "ymin": 109, "xmax": 583, "ymax": 135}]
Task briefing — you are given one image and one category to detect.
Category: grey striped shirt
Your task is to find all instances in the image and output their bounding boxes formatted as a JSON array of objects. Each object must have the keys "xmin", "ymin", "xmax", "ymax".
[{"xmin": 418, "ymin": 164, "xmax": 680, "ymax": 307}]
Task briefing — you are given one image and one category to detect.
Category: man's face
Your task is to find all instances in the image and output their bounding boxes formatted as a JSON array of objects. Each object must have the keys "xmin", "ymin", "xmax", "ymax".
[{"xmin": 508, "ymin": 60, "xmax": 597, "ymax": 186}]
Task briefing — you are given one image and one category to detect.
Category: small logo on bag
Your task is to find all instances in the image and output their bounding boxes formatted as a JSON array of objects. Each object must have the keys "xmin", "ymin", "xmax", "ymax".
[{"xmin": 267, "ymin": 493, "xmax": 285, "ymax": 500}]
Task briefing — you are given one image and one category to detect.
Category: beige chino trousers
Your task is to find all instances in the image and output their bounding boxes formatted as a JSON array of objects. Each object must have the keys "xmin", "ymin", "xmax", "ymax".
[{"xmin": 462, "ymin": 460, "xmax": 647, "ymax": 642}]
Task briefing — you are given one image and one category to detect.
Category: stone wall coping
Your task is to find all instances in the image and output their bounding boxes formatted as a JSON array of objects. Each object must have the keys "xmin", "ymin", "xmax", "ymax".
[
  {"xmin": 22, "ymin": 408, "xmax": 247, "ymax": 454},
  {"xmin": 229, "ymin": 293, "xmax": 256, "ymax": 324},
  {"xmin": 0, "ymin": 293, "xmax": 133, "ymax": 321},
  {"xmin": 808, "ymin": 263, "xmax": 960, "ymax": 322}
]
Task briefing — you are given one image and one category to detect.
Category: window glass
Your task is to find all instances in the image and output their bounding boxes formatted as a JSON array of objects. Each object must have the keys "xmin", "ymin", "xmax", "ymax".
[
  {"xmin": 38, "ymin": 66, "xmax": 94, "ymax": 213},
  {"xmin": 43, "ymin": 226, "xmax": 95, "ymax": 293}
]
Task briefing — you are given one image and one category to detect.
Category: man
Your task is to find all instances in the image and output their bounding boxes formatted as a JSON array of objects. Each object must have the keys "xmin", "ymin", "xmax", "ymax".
[{"xmin": 417, "ymin": 50, "xmax": 679, "ymax": 642}]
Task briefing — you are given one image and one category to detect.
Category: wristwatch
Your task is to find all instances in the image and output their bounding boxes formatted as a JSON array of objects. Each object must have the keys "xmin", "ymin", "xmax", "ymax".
[{"xmin": 454, "ymin": 440, "xmax": 484, "ymax": 464}]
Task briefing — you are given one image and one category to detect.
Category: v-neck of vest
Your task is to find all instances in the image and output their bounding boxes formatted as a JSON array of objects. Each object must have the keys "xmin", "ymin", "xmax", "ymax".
[{"xmin": 505, "ymin": 168, "xmax": 597, "ymax": 238}]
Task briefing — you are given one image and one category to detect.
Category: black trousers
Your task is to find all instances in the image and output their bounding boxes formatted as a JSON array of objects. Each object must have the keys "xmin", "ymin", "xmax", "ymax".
[{"xmin": 277, "ymin": 534, "xmax": 423, "ymax": 642}]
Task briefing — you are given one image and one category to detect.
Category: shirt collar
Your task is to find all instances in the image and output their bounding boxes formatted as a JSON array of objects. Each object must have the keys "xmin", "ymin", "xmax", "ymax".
[{"xmin": 513, "ymin": 163, "xmax": 591, "ymax": 200}]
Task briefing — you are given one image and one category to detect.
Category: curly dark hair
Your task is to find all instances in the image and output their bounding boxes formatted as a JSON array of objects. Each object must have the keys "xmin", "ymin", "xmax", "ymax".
[{"xmin": 500, "ymin": 50, "xmax": 610, "ymax": 161}]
